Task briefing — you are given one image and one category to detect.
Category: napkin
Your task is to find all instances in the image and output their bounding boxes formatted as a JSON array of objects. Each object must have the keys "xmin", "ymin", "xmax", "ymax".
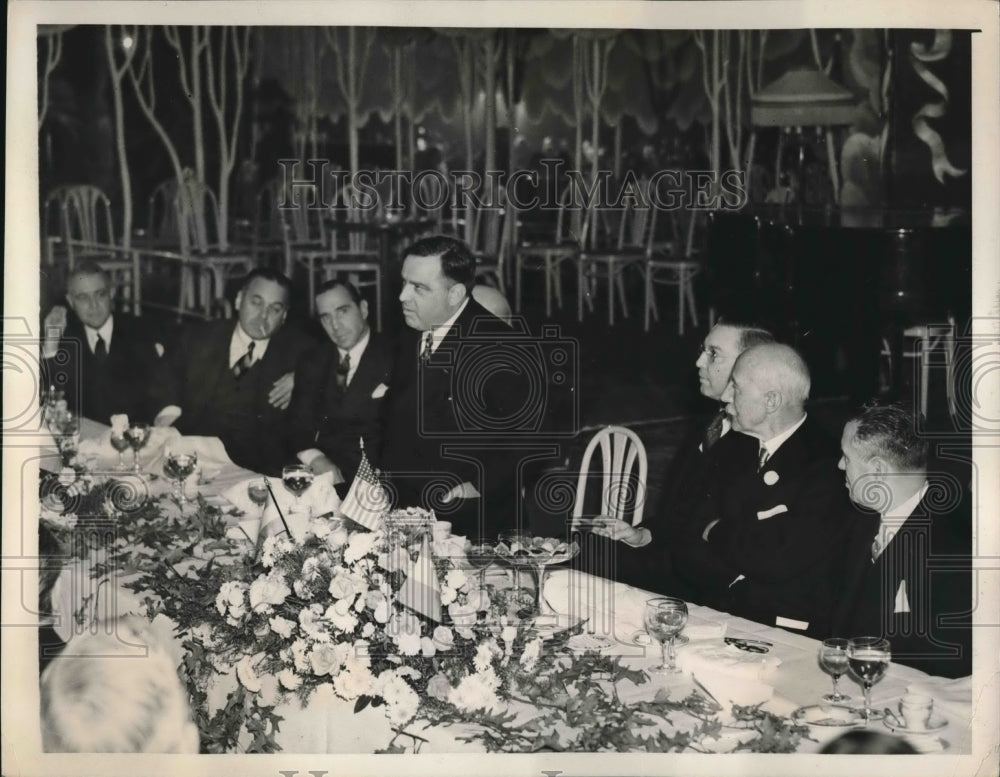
[
  {"xmin": 222, "ymin": 473, "xmax": 341, "ymax": 543},
  {"xmin": 689, "ymin": 670, "xmax": 774, "ymax": 713}
]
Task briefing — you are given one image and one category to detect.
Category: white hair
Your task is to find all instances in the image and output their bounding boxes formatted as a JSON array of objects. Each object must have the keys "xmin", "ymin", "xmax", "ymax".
[{"xmin": 40, "ymin": 618, "xmax": 198, "ymax": 753}]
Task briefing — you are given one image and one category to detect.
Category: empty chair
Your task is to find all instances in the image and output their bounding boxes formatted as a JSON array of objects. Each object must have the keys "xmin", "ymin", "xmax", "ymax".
[
  {"xmin": 515, "ymin": 190, "xmax": 581, "ymax": 317},
  {"xmin": 644, "ymin": 208, "xmax": 701, "ymax": 336},
  {"xmin": 573, "ymin": 425, "xmax": 648, "ymax": 527}
]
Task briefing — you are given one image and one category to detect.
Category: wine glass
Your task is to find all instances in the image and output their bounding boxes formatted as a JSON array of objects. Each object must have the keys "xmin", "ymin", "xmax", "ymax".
[
  {"xmin": 124, "ymin": 423, "xmax": 151, "ymax": 473},
  {"xmin": 41, "ymin": 387, "xmax": 65, "ymax": 426},
  {"xmin": 247, "ymin": 478, "xmax": 269, "ymax": 520},
  {"xmin": 110, "ymin": 429, "xmax": 131, "ymax": 471},
  {"xmin": 819, "ymin": 638, "xmax": 852, "ymax": 703},
  {"xmin": 281, "ymin": 465, "xmax": 314, "ymax": 512},
  {"xmin": 163, "ymin": 450, "xmax": 198, "ymax": 503},
  {"xmin": 644, "ymin": 597, "xmax": 688, "ymax": 674},
  {"xmin": 847, "ymin": 636, "xmax": 891, "ymax": 723}
]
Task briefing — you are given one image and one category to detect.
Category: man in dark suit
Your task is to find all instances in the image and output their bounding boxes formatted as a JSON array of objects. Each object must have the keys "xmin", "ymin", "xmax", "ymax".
[
  {"xmin": 672, "ymin": 343, "xmax": 852, "ymax": 635},
  {"xmin": 583, "ymin": 321, "xmax": 771, "ymax": 593},
  {"xmin": 381, "ymin": 236, "xmax": 527, "ymax": 538},
  {"xmin": 834, "ymin": 403, "xmax": 972, "ymax": 678},
  {"xmin": 157, "ymin": 268, "xmax": 316, "ymax": 476},
  {"xmin": 41, "ymin": 261, "xmax": 167, "ymax": 424},
  {"xmin": 287, "ymin": 280, "xmax": 393, "ymax": 484}
]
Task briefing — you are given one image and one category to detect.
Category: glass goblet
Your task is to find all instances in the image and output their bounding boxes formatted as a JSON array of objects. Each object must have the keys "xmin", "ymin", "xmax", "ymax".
[
  {"xmin": 164, "ymin": 450, "xmax": 198, "ymax": 503},
  {"xmin": 110, "ymin": 430, "xmax": 131, "ymax": 471},
  {"xmin": 281, "ymin": 465, "xmax": 314, "ymax": 512},
  {"xmin": 464, "ymin": 540, "xmax": 495, "ymax": 591},
  {"xmin": 124, "ymin": 423, "xmax": 151, "ymax": 474},
  {"xmin": 644, "ymin": 597, "xmax": 688, "ymax": 674},
  {"xmin": 819, "ymin": 638, "xmax": 852, "ymax": 703},
  {"xmin": 847, "ymin": 636, "xmax": 891, "ymax": 724},
  {"xmin": 247, "ymin": 478, "xmax": 269, "ymax": 520}
]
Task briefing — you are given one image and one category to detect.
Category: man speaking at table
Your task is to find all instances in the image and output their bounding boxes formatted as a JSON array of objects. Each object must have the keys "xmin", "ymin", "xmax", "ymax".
[
  {"xmin": 678, "ymin": 343, "xmax": 852, "ymax": 636},
  {"xmin": 156, "ymin": 268, "xmax": 316, "ymax": 475},
  {"xmin": 287, "ymin": 279, "xmax": 393, "ymax": 485},
  {"xmin": 834, "ymin": 403, "xmax": 972, "ymax": 678},
  {"xmin": 381, "ymin": 236, "xmax": 527, "ymax": 538}
]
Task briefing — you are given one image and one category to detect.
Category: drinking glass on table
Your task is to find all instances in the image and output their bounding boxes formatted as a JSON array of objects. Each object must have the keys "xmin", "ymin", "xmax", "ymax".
[
  {"xmin": 247, "ymin": 478, "xmax": 269, "ymax": 520},
  {"xmin": 464, "ymin": 540, "xmax": 496, "ymax": 590},
  {"xmin": 281, "ymin": 465, "xmax": 314, "ymax": 513},
  {"xmin": 847, "ymin": 636, "xmax": 891, "ymax": 723},
  {"xmin": 819, "ymin": 637, "xmax": 852, "ymax": 703},
  {"xmin": 110, "ymin": 429, "xmax": 131, "ymax": 471},
  {"xmin": 124, "ymin": 423, "xmax": 151, "ymax": 473},
  {"xmin": 163, "ymin": 450, "xmax": 198, "ymax": 503},
  {"xmin": 644, "ymin": 597, "xmax": 688, "ymax": 674}
]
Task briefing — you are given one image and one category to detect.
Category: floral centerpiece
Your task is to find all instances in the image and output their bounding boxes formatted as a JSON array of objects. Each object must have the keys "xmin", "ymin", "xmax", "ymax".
[{"xmin": 40, "ymin": 460, "xmax": 809, "ymax": 754}]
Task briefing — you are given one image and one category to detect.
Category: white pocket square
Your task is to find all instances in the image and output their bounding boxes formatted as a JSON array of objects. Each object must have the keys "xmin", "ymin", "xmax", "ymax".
[
  {"xmin": 894, "ymin": 579, "xmax": 911, "ymax": 614},
  {"xmin": 371, "ymin": 383, "xmax": 389, "ymax": 399},
  {"xmin": 756, "ymin": 504, "xmax": 788, "ymax": 520}
]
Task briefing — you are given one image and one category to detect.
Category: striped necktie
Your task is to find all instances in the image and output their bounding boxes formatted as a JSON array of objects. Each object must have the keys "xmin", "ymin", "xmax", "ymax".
[
  {"xmin": 757, "ymin": 444, "xmax": 770, "ymax": 473},
  {"xmin": 420, "ymin": 331, "xmax": 434, "ymax": 364},
  {"xmin": 336, "ymin": 352, "xmax": 351, "ymax": 391},
  {"xmin": 233, "ymin": 342, "xmax": 255, "ymax": 379},
  {"xmin": 702, "ymin": 409, "xmax": 726, "ymax": 451}
]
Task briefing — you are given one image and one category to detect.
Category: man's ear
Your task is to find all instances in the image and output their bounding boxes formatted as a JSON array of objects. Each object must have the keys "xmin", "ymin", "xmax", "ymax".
[
  {"xmin": 359, "ymin": 299, "xmax": 370, "ymax": 322},
  {"xmin": 447, "ymin": 282, "xmax": 468, "ymax": 307},
  {"xmin": 764, "ymin": 389, "xmax": 781, "ymax": 413},
  {"xmin": 870, "ymin": 456, "xmax": 888, "ymax": 476},
  {"xmin": 234, "ymin": 291, "xmax": 243, "ymax": 311}
]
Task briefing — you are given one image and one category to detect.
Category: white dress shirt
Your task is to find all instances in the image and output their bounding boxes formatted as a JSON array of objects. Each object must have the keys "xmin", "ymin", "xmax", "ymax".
[
  {"xmin": 86, "ymin": 316, "xmax": 115, "ymax": 355},
  {"xmin": 422, "ymin": 298, "xmax": 469, "ymax": 358},
  {"xmin": 758, "ymin": 412, "xmax": 808, "ymax": 460},
  {"xmin": 229, "ymin": 323, "xmax": 269, "ymax": 369},
  {"xmin": 873, "ymin": 481, "xmax": 930, "ymax": 561}
]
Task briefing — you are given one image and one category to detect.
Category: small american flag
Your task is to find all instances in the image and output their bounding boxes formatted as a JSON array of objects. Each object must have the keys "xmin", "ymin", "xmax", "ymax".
[{"xmin": 339, "ymin": 442, "xmax": 389, "ymax": 531}]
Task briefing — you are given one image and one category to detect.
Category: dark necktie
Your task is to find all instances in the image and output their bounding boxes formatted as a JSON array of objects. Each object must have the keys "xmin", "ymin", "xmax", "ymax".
[
  {"xmin": 233, "ymin": 341, "xmax": 255, "ymax": 379},
  {"xmin": 336, "ymin": 352, "xmax": 351, "ymax": 391},
  {"xmin": 702, "ymin": 409, "xmax": 726, "ymax": 451},
  {"xmin": 420, "ymin": 331, "xmax": 434, "ymax": 364},
  {"xmin": 757, "ymin": 444, "xmax": 770, "ymax": 473},
  {"xmin": 93, "ymin": 334, "xmax": 107, "ymax": 363}
]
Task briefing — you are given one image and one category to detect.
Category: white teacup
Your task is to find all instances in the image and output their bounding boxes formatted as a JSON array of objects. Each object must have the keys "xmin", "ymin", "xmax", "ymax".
[{"xmin": 899, "ymin": 693, "xmax": 934, "ymax": 730}]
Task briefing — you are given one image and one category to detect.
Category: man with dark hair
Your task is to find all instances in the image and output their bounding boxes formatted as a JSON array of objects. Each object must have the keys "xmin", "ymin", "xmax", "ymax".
[
  {"xmin": 381, "ymin": 235, "xmax": 526, "ymax": 536},
  {"xmin": 834, "ymin": 403, "xmax": 972, "ymax": 678},
  {"xmin": 157, "ymin": 267, "xmax": 317, "ymax": 475},
  {"xmin": 287, "ymin": 280, "xmax": 393, "ymax": 484},
  {"xmin": 41, "ymin": 261, "xmax": 168, "ymax": 424}
]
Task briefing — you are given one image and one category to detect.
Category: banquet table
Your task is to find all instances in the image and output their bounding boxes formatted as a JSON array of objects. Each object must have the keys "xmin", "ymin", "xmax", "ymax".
[{"xmin": 42, "ymin": 418, "xmax": 973, "ymax": 755}]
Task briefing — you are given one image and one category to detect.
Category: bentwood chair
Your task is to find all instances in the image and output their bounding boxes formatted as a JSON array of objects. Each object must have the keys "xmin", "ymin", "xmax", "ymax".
[
  {"xmin": 471, "ymin": 199, "xmax": 510, "ymax": 293},
  {"xmin": 573, "ymin": 425, "xmax": 648, "ymax": 527},
  {"xmin": 643, "ymin": 208, "xmax": 701, "ymax": 336},
  {"xmin": 515, "ymin": 190, "xmax": 581, "ymax": 317},
  {"xmin": 174, "ymin": 173, "xmax": 255, "ymax": 319},
  {"xmin": 61, "ymin": 185, "xmax": 140, "ymax": 312}
]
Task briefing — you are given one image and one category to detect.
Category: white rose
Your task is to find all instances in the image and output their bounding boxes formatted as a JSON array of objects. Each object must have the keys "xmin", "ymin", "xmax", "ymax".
[
  {"xmin": 432, "ymin": 625, "xmax": 455, "ymax": 652},
  {"xmin": 362, "ymin": 622, "xmax": 375, "ymax": 638},
  {"xmin": 328, "ymin": 573, "xmax": 360, "ymax": 601},
  {"xmin": 309, "ymin": 642, "xmax": 341, "ymax": 676},
  {"xmin": 420, "ymin": 636, "xmax": 436, "ymax": 657},
  {"xmin": 445, "ymin": 569, "xmax": 468, "ymax": 591},
  {"xmin": 344, "ymin": 531, "xmax": 380, "ymax": 565}
]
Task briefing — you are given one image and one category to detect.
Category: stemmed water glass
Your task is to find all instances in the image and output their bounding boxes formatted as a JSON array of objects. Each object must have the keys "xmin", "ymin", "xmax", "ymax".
[
  {"xmin": 163, "ymin": 450, "xmax": 198, "ymax": 504},
  {"xmin": 124, "ymin": 423, "xmax": 151, "ymax": 474},
  {"xmin": 247, "ymin": 478, "xmax": 269, "ymax": 520},
  {"xmin": 847, "ymin": 636, "xmax": 891, "ymax": 723},
  {"xmin": 819, "ymin": 638, "xmax": 852, "ymax": 703},
  {"xmin": 644, "ymin": 597, "xmax": 688, "ymax": 674},
  {"xmin": 282, "ymin": 465, "xmax": 314, "ymax": 513},
  {"xmin": 110, "ymin": 429, "xmax": 131, "ymax": 471}
]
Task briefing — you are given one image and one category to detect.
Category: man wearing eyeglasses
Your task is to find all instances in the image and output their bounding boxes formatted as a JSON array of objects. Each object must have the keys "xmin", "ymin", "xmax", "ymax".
[
  {"xmin": 155, "ymin": 268, "xmax": 317, "ymax": 475},
  {"xmin": 588, "ymin": 322, "xmax": 772, "ymax": 586}
]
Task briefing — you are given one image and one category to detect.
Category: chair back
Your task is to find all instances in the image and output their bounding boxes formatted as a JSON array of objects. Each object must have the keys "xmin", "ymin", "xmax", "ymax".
[
  {"xmin": 279, "ymin": 182, "xmax": 326, "ymax": 246},
  {"xmin": 174, "ymin": 173, "xmax": 222, "ymax": 254},
  {"xmin": 147, "ymin": 178, "xmax": 181, "ymax": 244},
  {"xmin": 573, "ymin": 425, "xmax": 647, "ymax": 526},
  {"xmin": 62, "ymin": 185, "xmax": 116, "ymax": 251},
  {"xmin": 413, "ymin": 172, "xmax": 448, "ymax": 225},
  {"xmin": 254, "ymin": 177, "xmax": 287, "ymax": 243}
]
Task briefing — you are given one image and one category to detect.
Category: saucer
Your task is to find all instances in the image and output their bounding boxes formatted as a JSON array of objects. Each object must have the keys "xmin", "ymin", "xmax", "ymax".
[
  {"xmin": 883, "ymin": 713, "xmax": 949, "ymax": 735},
  {"xmin": 792, "ymin": 704, "xmax": 864, "ymax": 729},
  {"xmin": 629, "ymin": 630, "xmax": 689, "ymax": 647}
]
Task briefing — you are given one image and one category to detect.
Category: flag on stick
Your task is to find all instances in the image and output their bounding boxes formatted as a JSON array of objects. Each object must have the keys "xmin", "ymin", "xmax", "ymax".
[{"xmin": 339, "ymin": 440, "xmax": 389, "ymax": 531}]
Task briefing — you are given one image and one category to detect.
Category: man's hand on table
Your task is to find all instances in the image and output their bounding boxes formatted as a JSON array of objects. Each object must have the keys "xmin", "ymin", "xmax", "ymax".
[
  {"xmin": 305, "ymin": 454, "xmax": 344, "ymax": 484},
  {"xmin": 268, "ymin": 372, "xmax": 295, "ymax": 410},
  {"xmin": 586, "ymin": 516, "xmax": 652, "ymax": 548}
]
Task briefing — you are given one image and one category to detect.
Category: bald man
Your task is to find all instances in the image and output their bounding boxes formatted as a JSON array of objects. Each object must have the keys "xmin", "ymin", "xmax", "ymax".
[{"xmin": 676, "ymin": 343, "xmax": 852, "ymax": 636}]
